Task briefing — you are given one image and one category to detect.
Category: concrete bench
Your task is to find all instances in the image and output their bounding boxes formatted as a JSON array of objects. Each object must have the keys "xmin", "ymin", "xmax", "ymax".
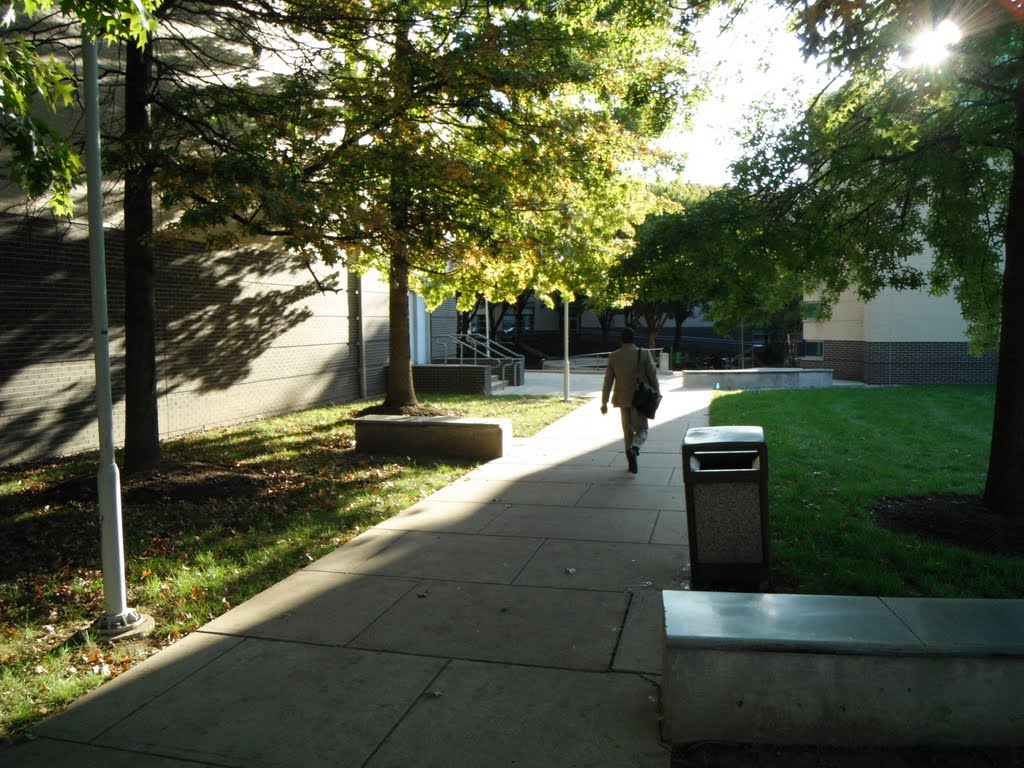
[
  {"xmin": 661, "ymin": 591, "xmax": 1024, "ymax": 747},
  {"xmin": 354, "ymin": 415, "xmax": 511, "ymax": 461},
  {"xmin": 682, "ymin": 368, "xmax": 833, "ymax": 390}
]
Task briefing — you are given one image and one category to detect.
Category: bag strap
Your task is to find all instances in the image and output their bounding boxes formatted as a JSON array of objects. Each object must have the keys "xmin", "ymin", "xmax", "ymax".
[{"xmin": 635, "ymin": 348, "xmax": 642, "ymax": 389}]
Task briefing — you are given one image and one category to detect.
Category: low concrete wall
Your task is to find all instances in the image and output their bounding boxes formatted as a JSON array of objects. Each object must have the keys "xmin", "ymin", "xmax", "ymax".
[
  {"xmin": 354, "ymin": 415, "xmax": 511, "ymax": 461},
  {"xmin": 662, "ymin": 591, "xmax": 1024, "ymax": 748},
  {"xmin": 682, "ymin": 368, "xmax": 833, "ymax": 390}
]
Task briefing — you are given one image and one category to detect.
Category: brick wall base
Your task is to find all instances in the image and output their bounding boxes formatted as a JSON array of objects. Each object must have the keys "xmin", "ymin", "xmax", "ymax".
[
  {"xmin": 406, "ymin": 365, "xmax": 492, "ymax": 395},
  {"xmin": 800, "ymin": 340, "xmax": 997, "ymax": 385}
]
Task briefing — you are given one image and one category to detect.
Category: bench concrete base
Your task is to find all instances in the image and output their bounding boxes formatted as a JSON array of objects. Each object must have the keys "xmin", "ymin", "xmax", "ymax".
[
  {"xmin": 662, "ymin": 591, "xmax": 1024, "ymax": 747},
  {"xmin": 354, "ymin": 415, "xmax": 512, "ymax": 461},
  {"xmin": 682, "ymin": 368, "xmax": 833, "ymax": 390}
]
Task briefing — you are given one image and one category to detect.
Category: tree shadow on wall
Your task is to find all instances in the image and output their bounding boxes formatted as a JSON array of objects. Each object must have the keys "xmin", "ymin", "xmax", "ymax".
[
  {"xmin": 153, "ymin": 240, "xmax": 324, "ymax": 395},
  {"xmin": 0, "ymin": 215, "xmax": 331, "ymax": 464}
]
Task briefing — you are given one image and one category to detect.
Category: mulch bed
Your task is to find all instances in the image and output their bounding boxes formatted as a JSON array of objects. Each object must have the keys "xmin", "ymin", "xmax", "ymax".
[
  {"xmin": 871, "ymin": 493, "xmax": 1024, "ymax": 558},
  {"xmin": 355, "ymin": 404, "xmax": 461, "ymax": 418}
]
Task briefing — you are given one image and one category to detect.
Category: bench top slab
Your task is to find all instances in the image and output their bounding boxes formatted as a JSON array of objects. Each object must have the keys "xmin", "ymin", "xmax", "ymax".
[
  {"xmin": 665, "ymin": 591, "xmax": 1024, "ymax": 657},
  {"xmin": 882, "ymin": 597, "xmax": 1024, "ymax": 656},
  {"xmin": 664, "ymin": 591, "xmax": 923, "ymax": 655},
  {"xmin": 355, "ymin": 415, "xmax": 510, "ymax": 427}
]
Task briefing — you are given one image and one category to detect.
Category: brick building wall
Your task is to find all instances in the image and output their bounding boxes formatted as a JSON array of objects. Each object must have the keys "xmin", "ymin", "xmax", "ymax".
[
  {"xmin": 1, "ymin": 217, "xmax": 389, "ymax": 465},
  {"xmin": 799, "ymin": 340, "xmax": 997, "ymax": 385},
  {"xmin": 408, "ymin": 364, "xmax": 491, "ymax": 395},
  {"xmin": 862, "ymin": 342, "xmax": 998, "ymax": 385},
  {"xmin": 359, "ymin": 270, "xmax": 390, "ymax": 399},
  {"xmin": 798, "ymin": 340, "xmax": 865, "ymax": 382},
  {"xmin": 429, "ymin": 299, "xmax": 458, "ymax": 341}
]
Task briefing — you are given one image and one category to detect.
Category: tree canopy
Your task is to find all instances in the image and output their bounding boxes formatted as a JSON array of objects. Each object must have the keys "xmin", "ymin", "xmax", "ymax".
[
  {"xmin": 156, "ymin": 1, "xmax": 694, "ymax": 299},
  {"xmin": 6, "ymin": 0, "xmax": 707, "ymax": 453},
  {"xmin": 151, "ymin": 0, "xmax": 699, "ymax": 406},
  {"xmin": 740, "ymin": 0, "xmax": 1024, "ymax": 514},
  {"xmin": 605, "ymin": 180, "xmax": 803, "ymax": 352}
]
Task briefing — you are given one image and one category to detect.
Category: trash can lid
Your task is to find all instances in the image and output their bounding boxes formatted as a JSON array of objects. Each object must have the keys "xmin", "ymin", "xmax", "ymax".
[{"xmin": 683, "ymin": 425, "xmax": 764, "ymax": 447}]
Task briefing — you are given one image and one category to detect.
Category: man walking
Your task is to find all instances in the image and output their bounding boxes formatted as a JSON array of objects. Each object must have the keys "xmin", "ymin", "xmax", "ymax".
[{"xmin": 601, "ymin": 327, "xmax": 659, "ymax": 473}]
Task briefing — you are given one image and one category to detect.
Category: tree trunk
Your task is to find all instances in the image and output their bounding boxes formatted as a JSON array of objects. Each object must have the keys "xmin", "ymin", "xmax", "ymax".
[
  {"xmin": 512, "ymin": 290, "xmax": 531, "ymax": 345},
  {"xmin": 642, "ymin": 309, "xmax": 666, "ymax": 349},
  {"xmin": 598, "ymin": 309, "xmax": 614, "ymax": 348},
  {"xmin": 123, "ymin": 38, "xmax": 161, "ymax": 473},
  {"xmin": 983, "ymin": 70, "xmax": 1024, "ymax": 516},
  {"xmin": 384, "ymin": 254, "xmax": 418, "ymax": 408},
  {"xmin": 491, "ymin": 302, "xmax": 510, "ymax": 338},
  {"xmin": 382, "ymin": 17, "xmax": 418, "ymax": 409}
]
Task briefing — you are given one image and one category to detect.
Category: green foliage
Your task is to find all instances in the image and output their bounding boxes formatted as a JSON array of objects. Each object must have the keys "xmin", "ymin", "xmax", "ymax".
[
  {"xmin": 1, "ymin": 0, "xmax": 159, "ymax": 212},
  {"xmin": 737, "ymin": 1, "xmax": 1019, "ymax": 351},
  {"xmin": 711, "ymin": 385, "xmax": 1021, "ymax": 597},
  {"xmin": 153, "ymin": 0, "xmax": 697, "ymax": 305},
  {"xmin": 611, "ymin": 182, "xmax": 804, "ymax": 336}
]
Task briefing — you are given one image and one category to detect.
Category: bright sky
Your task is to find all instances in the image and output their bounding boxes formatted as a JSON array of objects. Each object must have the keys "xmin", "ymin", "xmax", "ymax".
[{"xmin": 662, "ymin": 0, "xmax": 828, "ymax": 187}]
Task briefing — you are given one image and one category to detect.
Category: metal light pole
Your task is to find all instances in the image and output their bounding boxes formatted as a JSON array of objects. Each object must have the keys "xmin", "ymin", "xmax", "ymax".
[
  {"xmin": 562, "ymin": 298, "xmax": 570, "ymax": 401},
  {"xmin": 484, "ymin": 297, "xmax": 491, "ymax": 357},
  {"xmin": 83, "ymin": 30, "xmax": 151, "ymax": 639}
]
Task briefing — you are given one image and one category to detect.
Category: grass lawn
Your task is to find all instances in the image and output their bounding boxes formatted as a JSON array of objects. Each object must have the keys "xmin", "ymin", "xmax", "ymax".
[
  {"xmin": 0, "ymin": 393, "xmax": 583, "ymax": 743},
  {"xmin": 711, "ymin": 384, "xmax": 1024, "ymax": 598}
]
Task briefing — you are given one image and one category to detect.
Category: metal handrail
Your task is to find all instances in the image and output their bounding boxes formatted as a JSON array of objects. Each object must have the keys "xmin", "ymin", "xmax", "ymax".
[
  {"xmin": 564, "ymin": 348, "xmax": 666, "ymax": 369},
  {"xmin": 430, "ymin": 334, "xmax": 526, "ymax": 386}
]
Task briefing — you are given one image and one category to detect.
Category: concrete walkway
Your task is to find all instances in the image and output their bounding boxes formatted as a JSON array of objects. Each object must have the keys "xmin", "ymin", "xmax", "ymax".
[{"xmin": 11, "ymin": 371, "xmax": 709, "ymax": 768}]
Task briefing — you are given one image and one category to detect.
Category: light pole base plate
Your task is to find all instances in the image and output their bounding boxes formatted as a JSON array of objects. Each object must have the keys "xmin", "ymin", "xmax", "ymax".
[{"xmin": 92, "ymin": 612, "xmax": 155, "ymax": 643}]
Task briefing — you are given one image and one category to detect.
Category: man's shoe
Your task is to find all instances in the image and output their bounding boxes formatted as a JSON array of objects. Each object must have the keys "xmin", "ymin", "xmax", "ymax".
[{"xmin": 627, "ymin": 446, "xmax": 638, "ymax": 474}]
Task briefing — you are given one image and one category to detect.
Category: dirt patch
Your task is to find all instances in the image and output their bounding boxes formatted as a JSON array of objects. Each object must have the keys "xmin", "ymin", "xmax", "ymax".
[
  {"xmin": 871, "ymin": 493, "xmax": 1024, "ymax": 558},
  {"xmin": 0, "ymin": 461, "xmax": 272, "ymax": 580},
  {"xmin": 355, "ymin": 403, "xmax": 465, "ymax": 418},
  {"xmin": 21, "ymin": 460, "xmax": 268, "ymax": 508},
  {"xmin": 121, "ymin": 460, "xmax": 269, "ymax": 505}
]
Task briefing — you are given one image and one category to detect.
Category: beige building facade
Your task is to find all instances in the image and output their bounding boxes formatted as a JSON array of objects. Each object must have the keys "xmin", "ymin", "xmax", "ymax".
[{"xmin": 799, "ymin": 250, "xmax": 998, "ymax": 385}]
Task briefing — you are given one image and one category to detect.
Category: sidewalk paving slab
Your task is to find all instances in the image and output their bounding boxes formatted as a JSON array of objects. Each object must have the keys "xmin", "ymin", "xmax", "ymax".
[
  {"xmin": 513, "ymin": 539, "xmax": 687, "ymax": 592},
  {"xmin": 348, "ymin": 580, "xmax": 630, "ymax": 671},
  {"xmin": 543, "ymin": 464, "xmax": 674, "ymax": 485},
  {"xmin": 576, "ymin": 483, "xmax": 684, "ymax": 511},
  {"xmin": 198, "ymin": 570, "xmax": 421, "ymax": 645},
  {"xmin": 478, "ymin": 502, "xmax": 660, "ymax": 542},
  {"xmin": 614, "ymin": 590, "xmax": 668, "ymax": 674},
  {"xmin": 8, "ymin": 740, "xmax": 209, "ymax": 768},
  {"xmin": 34, "ymin": 631, "xmax": 245, "ymax": 742},
  {"xmin": 651, "ymin": 508, "xmax": 689, "ymax": 546},
  {"xmin": 92, "ymin": 642, "xmax": 446, "ymax": 768},
  {"xmin": 363, "ymin": 660, "xmax": 666, "ymax": 768},
  {"xmin": 342, "ymin": 530, "xmax": 545, "ymax": 583},
  {"xmin": 374, "ymin": 499, "xmax": 509, "ymax": 534}
]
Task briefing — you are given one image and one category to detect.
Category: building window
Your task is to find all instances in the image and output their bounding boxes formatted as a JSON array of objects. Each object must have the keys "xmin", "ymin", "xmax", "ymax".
[
  {"xmin": 800, "ymin": 340, "xmax": 824, "ymax": 358},
  {"xmin": 803, "ymin": 301, "xmax": 821, "ymax": 321},
  {"xmin": 502, "ymin": 313, "xmax": 533, "ymax": 334}
]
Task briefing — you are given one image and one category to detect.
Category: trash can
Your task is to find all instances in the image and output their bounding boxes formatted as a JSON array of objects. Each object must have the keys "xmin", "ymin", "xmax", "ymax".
[{"xmin": 682, "ymin": 426, "xmax": 770, "ymax": 590}]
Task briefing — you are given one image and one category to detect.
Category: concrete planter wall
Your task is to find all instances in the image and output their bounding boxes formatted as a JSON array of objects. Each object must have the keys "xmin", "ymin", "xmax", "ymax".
[{"xmin": 682, "ymin": 368, "xmax": 834, "ymax": 390}]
